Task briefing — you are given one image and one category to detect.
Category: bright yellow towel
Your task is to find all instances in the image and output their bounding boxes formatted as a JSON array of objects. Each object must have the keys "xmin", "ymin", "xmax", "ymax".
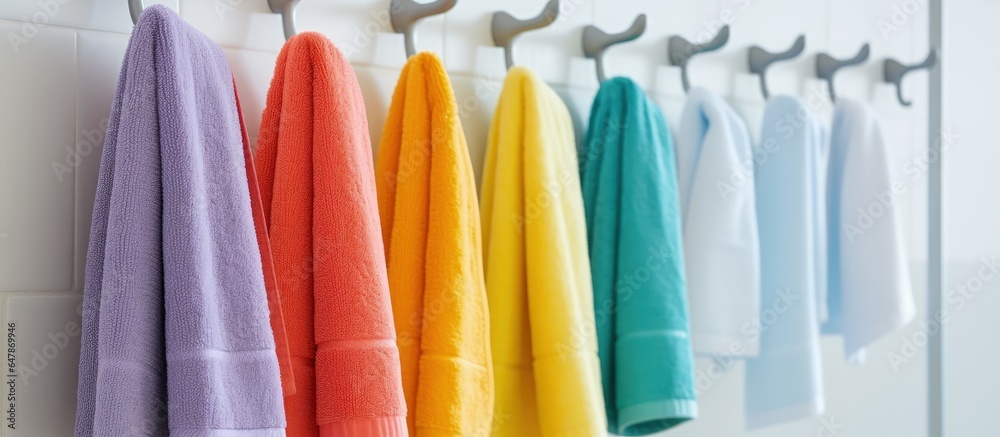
[
  {"xmin": 375, "ymin": 51, "xmax": 494, "ymax": 437},
  {"xmin": 480, "ymin": 66, "xmax": 607, "ymax": 437}
]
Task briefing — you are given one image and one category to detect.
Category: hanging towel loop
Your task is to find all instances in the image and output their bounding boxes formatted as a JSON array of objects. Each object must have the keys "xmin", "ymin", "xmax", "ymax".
[
  {"xmin": 491, "ymin": 0, "xmax": 559, "ymax": 70},
  {"xmin": 748, "ymin": 35, "xmax": 805, "ymax": 99},
  {"xmin": 255, "ymin": 32, "xmax": 408, "ymax": 434},
  {"xmin": 391, "ymin": 0, "xmax": 458, "ymax": 57},
  {"xmin": 668, "ymin": 25, "xmax": 729, "ymax": 92},
  {"xmin": 884, "ymin": 50, "xmax": 937, "ymax": 106},
  {"xmin": 375, "ymin": 52, "xmax": 494, "ymax": 436},
  {"xmin": 128, "ymin": 0, "xmax": 143, "ymax": 24},
  {"xmin": 268, "ymin": 0, "xmax": 301, "ymax": 41},
  {"xmin": 816, "ymin": 43, "xmax": 870, "ymax": 102},
  {"xmin": 582, "ymin": 14, "xmax": 646, "ymax": 83}
]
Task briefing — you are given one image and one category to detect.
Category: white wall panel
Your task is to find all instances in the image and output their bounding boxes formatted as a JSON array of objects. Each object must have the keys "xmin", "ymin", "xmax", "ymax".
[
  {"xmin": 0, "ymin": 0, "xmax": 176, "ymax": 35},
  {"xmin": 0, "ymin": 21, "xmax": 77, "ymax": 292},
  {"xmin": 943, "ymin": 2, "xmax": 1000, "ymax": 437}
]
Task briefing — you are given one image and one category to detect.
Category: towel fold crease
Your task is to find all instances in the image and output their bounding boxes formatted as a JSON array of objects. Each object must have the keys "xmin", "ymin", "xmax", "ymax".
[
  {"xmin": 254, "ymin": 31, "xmax": 408, "ymax": 437},
  {"xmin": 481, "ymin": 67, "xmax": 607, "ymax": 437},
  {"xmin": 375, "ymin": 52, "xmax": 494, "ymax": 437},
  {"xmin": 75, "ymin": 5, "xmax": 285, "ymax": 435},
  {"xmin": 675, "ymin": 87, "xmax": 761, "ymax": 358},
  {"xmin": 582, "ymin": 77, "xmax": 698, "ymax": 436}
]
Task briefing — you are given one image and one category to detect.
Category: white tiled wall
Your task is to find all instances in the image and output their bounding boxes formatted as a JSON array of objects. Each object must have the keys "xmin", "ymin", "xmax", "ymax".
[
  {"xmin": 940, "ymin": 1, "xmax": 1000, "ymax": 436},
  {"xmin": 0, "ymin": 0, "xmax": 945, "ymax": 436}
]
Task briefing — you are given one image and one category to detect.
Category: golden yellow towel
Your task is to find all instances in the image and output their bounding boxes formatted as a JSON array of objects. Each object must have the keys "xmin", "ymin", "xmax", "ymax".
[
  {"xmin": 480, "ymin": 66, "xmax": 607, "ymax": 436},
  {"xmin": 375, "ymin": 52, "xmax": 494, "ymax": 437}
]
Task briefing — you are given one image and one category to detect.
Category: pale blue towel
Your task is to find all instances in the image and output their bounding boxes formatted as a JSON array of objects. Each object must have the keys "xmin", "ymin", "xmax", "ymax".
[
  {"xmin": 744, "ymin": 96, "xmax": 826, "ymax": 429},
  {"xmin": 675, "ymin": 87, "xmax": 760, "ymax": 357},
  {"xmin": 824, "ymin": 99, "xmax": 915, "ymax": 364}
]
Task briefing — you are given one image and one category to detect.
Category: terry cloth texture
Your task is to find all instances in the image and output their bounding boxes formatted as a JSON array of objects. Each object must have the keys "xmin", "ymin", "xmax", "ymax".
[
  {"xmin": 581, "ymin": 77, "xmax": 698, "ymax": 435},
  {"xmin": 375, "ymin": 52, "xmax": 494, "ymax": 437},
  {"xmin": 254, "ymin": 32, "xmax": 408, "ymax": 437},
  {"xmin": 675, "ymin": 87, "xmax": 761, "ymax": 357},
  {"xmin": 75, "ymin": 5, "xmax": 285, "ymax": 436},
  {"xmin": 481, "ymin": 67, "xmax": 608, "ymax": 437},
  {"xmin": 744, "ymin": 96, "xmax": 827, "ymax": 429},
  {"xmin": 824, "ymin": 99, "xmax": 916, "ymax": 363}
]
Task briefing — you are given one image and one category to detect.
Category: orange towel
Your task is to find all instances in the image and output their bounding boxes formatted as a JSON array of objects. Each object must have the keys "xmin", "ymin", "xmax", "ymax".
[
  {"xmin": 254, "ymin": 32, "xmax": 407, "ymax": 437},
  {"xmin": 375, "ymin": 52, "xmax": 494, "ymax": 437}
]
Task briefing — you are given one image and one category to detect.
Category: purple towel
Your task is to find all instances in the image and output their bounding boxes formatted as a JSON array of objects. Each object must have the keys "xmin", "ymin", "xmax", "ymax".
[{"xmin": 74, "ymin": 5, "xmax": 285, "ymax": 436}]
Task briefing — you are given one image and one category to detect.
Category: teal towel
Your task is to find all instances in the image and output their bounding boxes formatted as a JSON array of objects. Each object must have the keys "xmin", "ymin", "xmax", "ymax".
[{"xmin": 580, "ymin": 77, "xmax": 698, "ymax": 436}]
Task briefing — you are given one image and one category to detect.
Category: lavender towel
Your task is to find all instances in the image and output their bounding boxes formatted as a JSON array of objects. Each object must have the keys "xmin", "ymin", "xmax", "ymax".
[{"xmin": 74, "ymin": 6, "xmax": 285, "ymax": 436}]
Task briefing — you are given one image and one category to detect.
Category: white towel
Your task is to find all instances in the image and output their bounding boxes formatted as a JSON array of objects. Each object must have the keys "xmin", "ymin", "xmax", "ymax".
[
  {"xmin": 675, "ymin": 87, "xmax": 761, "ymax": 357},
  {"xmin": 824, "ymin": 99, "xmax": 916, "ymax": 364},
  {"xmin": 744, "ymin": 96, "xmax": 826, "ymax": 429}
]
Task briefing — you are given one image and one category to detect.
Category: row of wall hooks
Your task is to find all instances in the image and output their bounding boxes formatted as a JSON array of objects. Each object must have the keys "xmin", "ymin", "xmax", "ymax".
[
  {"xmin": 391, "ymin": 0, "xmax": 458, "ymax": 58},
  {"xmin": 124, "ymin": 0, "xmax": 937, "ymax": 106},
  {"xmin": 885, "ymin": 50, "xmax": 938, "ymax": 106},
  {"xmin": 268, "ymin": 0, "xmax": 301, "ymax": 41},
  {"xmin": 582, "ymin": 14, "xmax": 647, "ymax": 83},
  {"xmin": 668, "ymin": 25, "xmax": 730, "ymax": 93},
  {"xmin": 492, "ymin": 0, "xmax": 560, "ymax": 70},
  {"xmin": 816, "ymin": 43, "xmax": 870, "ymax": 102},
  {"xmin": 749, "ymin": 35, "xmax": 806, "ymax": 100}
]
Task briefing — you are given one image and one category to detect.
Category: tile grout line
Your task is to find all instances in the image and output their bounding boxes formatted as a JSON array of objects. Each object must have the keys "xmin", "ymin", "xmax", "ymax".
[{"xmin": 73, "ymin": 29, "xmax": 81, "ymax": 294}]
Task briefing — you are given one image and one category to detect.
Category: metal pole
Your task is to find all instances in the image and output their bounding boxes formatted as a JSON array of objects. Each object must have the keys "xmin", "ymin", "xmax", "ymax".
[{"xmin": 928, "ymin": 0, "xmax": 944, "ymax": 436}]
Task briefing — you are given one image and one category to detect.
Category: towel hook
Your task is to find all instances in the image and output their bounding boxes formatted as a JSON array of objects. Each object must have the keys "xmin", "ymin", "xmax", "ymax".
[
  {"xmin": 668, "ymin": 25, "xmax": 729, "ymax": 92},
  {"xmin": 582, "ymin": 14, "xmax": 646, "ymax": 83},
  {"xmin": 391, "ymin": 0, "xmax": 458, "ymax": 58},
  {"xmin": 884, "ymin": 50, "xmax": 937, "ymax": 107},
  {"xmin": 748, "ymin": 35, "xmax": 806, "ymax": 99},
  {"xmin": 816, "ymin": 43, "xmax": 870, "ymax": 102},
  {"xmin": 129, "ymin": 0, "xmax": 143, "ymax": 25},
  {"xmin": 492, "ymin": 0, "xmax": 559, "ymax": 70},
  {"xmin": 268, "ymin": 0, "xmax": 301, "ymax": 41}
]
